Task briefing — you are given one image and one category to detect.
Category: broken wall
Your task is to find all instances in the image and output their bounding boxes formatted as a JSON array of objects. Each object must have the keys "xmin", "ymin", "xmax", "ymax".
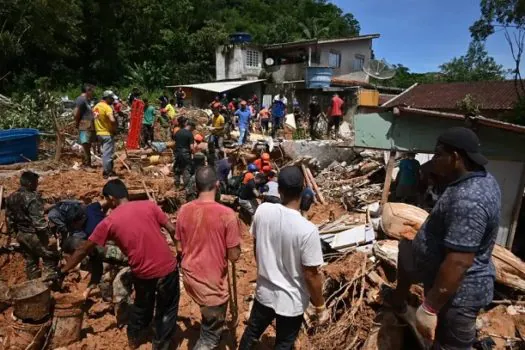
[{"xmin": 280, "ymin": 140, "xmax": 356, "ymax": 169}]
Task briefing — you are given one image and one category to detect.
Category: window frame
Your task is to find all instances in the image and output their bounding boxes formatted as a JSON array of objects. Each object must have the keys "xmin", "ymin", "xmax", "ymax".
[
  {"xmin": 245, "ymin": 49, "xmax": 260, "ymax": 68},
  {"xmin": 353, "ymin": 54, "xmax": 365, "ymax": 72},
  {"xmin": 328, "ymin": 50, "xmax": 342, "ymax": 68}
]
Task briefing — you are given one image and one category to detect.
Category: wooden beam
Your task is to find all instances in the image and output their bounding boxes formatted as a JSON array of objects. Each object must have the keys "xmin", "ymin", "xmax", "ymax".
[{"xmin": 381, "ymin": 150, "xmax": 396, "ymax": 205}]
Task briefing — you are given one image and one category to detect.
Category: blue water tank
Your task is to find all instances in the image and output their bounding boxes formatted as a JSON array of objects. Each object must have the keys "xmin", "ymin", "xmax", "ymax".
[
  {"xmin": 0, "ymin": 128, "xmax": 39, "ymax": 165},
  {"xmin": 305, "ymin": 67, "xmax": 334, "ymax": 89},
  {"xmin": 229, "ymin": 32, "xmax": 252, "ymax": 44}
]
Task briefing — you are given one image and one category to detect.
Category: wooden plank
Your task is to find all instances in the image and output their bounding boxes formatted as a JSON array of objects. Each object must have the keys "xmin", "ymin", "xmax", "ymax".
[
  {"xmin": 381, "ymin": 150, "xmax": 396, "ymax": 205},
  {"xmin": 306, "ymin": 168, "xmax": 326, "ymax": 205}
]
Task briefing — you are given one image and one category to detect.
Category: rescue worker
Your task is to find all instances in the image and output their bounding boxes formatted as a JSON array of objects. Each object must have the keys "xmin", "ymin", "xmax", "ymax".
[
  {"xmin": 235, "ymin": 101, "xmax": 251, "ymax": 146},
  {"xmin": 254, "ymin": 153, "xmax": 272, "ymax": 172},
  {"xmin": 308, "ymin": 96, "xmax": 321, "ymax": 140},
  {"xmin": 208, "ymin": 108, "xmax": 226, "ymax": 163},
  {"xmin": 176, "ymin": 166, "xmax": 241, "ymax": 348},
  {"xmin": 173, "ymin": 120, "xmax": 195, "ymax": 188},
  {"xmin": 238, "ymin": 172, "xmax": 265, "ymax": 223},
  {"xmin": 94, "ymin": 90, "xmax": 118, "ymax": 178},
  {"xmin": 384, "ymin": 127, "xmax": 501, "ymax": 349},
  {"xmin": 5, "ymin": 171, "xmax": 59, "ymax": 279},
  {"xmin": 327, "ymin": 93, "xmax": 344, "ymax": 138},
  {"xmin": 47, "ymin": 200, "xmax": 109, "ymax": 292},
  {"xmin": 175, "ymin": 88, "xmax": 186, "ymax": 108},
  {"xmin": 59, "ymin": 179, "xmax": 180, "ymax": 350}
]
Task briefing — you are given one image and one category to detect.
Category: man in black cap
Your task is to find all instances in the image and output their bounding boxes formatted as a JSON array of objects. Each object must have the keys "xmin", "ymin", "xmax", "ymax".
[
  {"xmin": 385, "ymin": 127, "xmax": 501, "ymax": 349},
  {"xmin": 239, "ymin": 166, "xmax": 328, "ymax": 349}
]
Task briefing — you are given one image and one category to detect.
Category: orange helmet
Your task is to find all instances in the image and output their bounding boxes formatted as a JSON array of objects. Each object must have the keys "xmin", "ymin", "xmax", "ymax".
[
  {"xmin": 262, "ymin": 165, "xmax": 272, "ymax": 173},
  {"xmin": 261, "ymin": 153, "xmax": 270, "ymax": 161},
  {"xmin": 194, "ymin": 134, "xmax": 204, "ymax": 142}
]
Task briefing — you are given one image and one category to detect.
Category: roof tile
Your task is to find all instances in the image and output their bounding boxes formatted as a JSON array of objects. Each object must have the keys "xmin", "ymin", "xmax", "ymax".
[{"xmin": 384, "ymin": 81, "xmax": 523, "ymax": 110}]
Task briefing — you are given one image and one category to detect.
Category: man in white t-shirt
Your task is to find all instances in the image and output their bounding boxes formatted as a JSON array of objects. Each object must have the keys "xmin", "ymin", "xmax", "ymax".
[{"xmin": 239, "ymin": 166, "xmax": 328, "ymax": 349}]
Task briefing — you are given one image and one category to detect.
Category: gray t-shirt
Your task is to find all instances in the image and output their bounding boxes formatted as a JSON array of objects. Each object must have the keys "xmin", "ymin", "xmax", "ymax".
[
  {"xmin": 412, "ymin": 171, "xmax": 501, "ymax": 308},
  {"xmin": 76, "ymin": 95, "xmax": 94, "ymax": 131}
]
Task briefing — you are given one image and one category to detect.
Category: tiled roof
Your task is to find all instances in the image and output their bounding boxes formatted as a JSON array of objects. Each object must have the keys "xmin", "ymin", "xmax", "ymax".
[{"xmin": 383, "ymin": 81, "xmax": 522, "ymax": 110}]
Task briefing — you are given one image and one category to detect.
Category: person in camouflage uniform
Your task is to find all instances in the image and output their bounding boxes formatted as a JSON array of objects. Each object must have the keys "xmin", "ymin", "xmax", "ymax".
[
  {"xmin": 48, "ymin": 200, "xmax": 104, "ymax": 289},
  {"xmin": 6, "ymin": 171, "xmax": 59, "ymax": 279}
]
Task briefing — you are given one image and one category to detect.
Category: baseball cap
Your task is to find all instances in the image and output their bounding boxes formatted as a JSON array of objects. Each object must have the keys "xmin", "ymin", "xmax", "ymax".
[
  {"xmin": 437, "ymin": 127, "xmax": 488, "ymax": 166},
  {"xmin": 102, "ymin": 90, "xmax": 117, "ymax": 100},
  {"xmin": 278, "ymin": 166, "xmax": 304, "ymax": 192}
]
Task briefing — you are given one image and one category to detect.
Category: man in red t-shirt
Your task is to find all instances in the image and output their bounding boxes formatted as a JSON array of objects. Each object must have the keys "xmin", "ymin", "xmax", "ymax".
[
  {"xmin": 327, "ymin": 93, "xmax": 344, "ymax": 138},
  {"xmin": 176, "ymin": 166, "xmax": 241, "ymax": 349},
  {"xmin": 60, "ymin": 179, "xmax": 179, "ymax": 350}
]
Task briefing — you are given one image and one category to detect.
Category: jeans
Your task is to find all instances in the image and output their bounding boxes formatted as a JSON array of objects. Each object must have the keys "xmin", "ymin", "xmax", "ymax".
[
  {"xmin": 141, "ymin": 124, "xmax": 154, "ymax": 147},
  {"xmin": 194, "ymin": 303, "xmax": 228, "ymax": 350},
  {"xmin": 433, "ymin": 304, "xmax": 480, "ymax": 350},
  {"xmin": 238, "ymin": 127, "xmax": 247, "ymax": 145},
  {"xmin": 128, "ymin": 269, "xmax": 180, "ymax": 350},
  {"xmin": 271, "ymin": 116, "xmax": 283, "ymax": 138},
  {"xmin": 174, "ymin": 150, "xmax": 192, "ymax": 186},
  {"xmin": 397, "ymin": 240, "xmax": 481, "ymax": 350},
  {"xmin": 98, "ymin": 135, "xmax": 114, "ymax": 175},
  {"xmin": 239, "ymin": 299, "xmax": 304, "ymax": 350},
  {"xmin": 327, "ymin": 115, "xmax": 341, "ymax": 136}
]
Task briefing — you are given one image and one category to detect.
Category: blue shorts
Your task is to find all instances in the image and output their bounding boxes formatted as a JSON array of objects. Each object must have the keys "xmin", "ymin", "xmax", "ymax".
[{"xmin": 79, "ymin": 130, "xmax": 96, "ymax": 145}]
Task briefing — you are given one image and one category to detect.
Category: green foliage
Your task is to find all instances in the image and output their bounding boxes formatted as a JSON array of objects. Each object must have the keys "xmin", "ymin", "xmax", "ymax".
[
  {"xmin": 0, "ymin": 0, "xmax": 360, "ymax": 94},
  {"xmin": 456, "ymin": 94, "xmax": 481, "ymax": 116},
  {"xmin": 470, "ymin": 0, "xmax": 525, "ymax": 41},
  {"xmin": 439, "ymin": 41, "xmax": 506, "ymax": 82}
]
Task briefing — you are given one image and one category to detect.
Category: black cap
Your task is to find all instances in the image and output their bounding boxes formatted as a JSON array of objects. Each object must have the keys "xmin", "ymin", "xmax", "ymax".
[
  {"xmin": 438, "ymin": 127, "xmax": 488, "ymax": 166},
  {"xmin": 278, "ymin": 166, "xmax": 304, "ymax": 191}
]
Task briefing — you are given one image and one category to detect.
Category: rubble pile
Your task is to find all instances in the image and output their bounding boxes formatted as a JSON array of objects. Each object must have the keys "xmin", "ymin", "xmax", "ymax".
[{"xmin": 315, "ymin": 150, "xmax": 385, "ymax": 211}]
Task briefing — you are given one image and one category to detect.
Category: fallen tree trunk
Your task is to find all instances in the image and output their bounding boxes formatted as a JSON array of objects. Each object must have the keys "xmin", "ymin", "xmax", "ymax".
[{"xmin": 374, "ymin": 240, "xmax": 525, "ymax": 293}]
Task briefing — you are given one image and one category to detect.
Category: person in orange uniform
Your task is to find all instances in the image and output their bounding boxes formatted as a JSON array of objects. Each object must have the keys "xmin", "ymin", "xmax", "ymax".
[
  {"xmin": 93, "ymin": 90, "xmax": 118, "ymax": 178},
  {"xmin": 254, "ymin": 153, "xmax": 272, "ymax": 172}
]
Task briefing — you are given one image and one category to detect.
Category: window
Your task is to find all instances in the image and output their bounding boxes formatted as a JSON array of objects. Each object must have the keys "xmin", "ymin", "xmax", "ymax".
[
  {"xmin": 244, "ymin": 50, "xmax": 260, "ymax": 68},
  {"xmin": 328, "ymin": 50, "xmax": 341, "ymax": 68},
  {"xmin": 353, "ymin": 54, "xmax": 365, "ymax": 71}
]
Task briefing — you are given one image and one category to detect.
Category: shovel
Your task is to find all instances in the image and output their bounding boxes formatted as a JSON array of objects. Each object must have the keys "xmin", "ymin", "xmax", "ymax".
[{"xmin": 227, "ymin": 261, "xmax": 239, "ymax": 346}]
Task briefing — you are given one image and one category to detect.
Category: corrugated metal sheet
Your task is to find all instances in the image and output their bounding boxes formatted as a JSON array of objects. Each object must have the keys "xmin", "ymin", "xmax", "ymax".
[{"xmin": 166, "ymin": 79, "xmax": 265, "ymax": 93}]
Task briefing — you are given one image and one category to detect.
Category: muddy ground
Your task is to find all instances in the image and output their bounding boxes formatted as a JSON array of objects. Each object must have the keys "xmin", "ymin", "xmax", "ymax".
[{"xmin": 0, "ymin": 153, "xmax": 360, "ymax": 349}]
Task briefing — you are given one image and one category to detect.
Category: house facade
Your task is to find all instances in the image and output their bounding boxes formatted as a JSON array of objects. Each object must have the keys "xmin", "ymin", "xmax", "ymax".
[{"xmin": 216, "ymin": 34, "xmax": 380, "ymax": 83}]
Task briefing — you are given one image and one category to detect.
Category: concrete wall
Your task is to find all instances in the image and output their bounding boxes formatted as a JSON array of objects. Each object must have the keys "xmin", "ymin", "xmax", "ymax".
[
  {"xmin": 318, "ymin": 39, "xmax": 373, "ymax": 78},
  {"xmin": 216, "ymin": 45, "xmax": 263, "ymax": 80},
  {"xmin": 280, "ymin": 140, "xmax": 356, "ymax": 169},
  {"xmin": 264, "ymin": 39, "xmax": 374, "ymax": 83},
  {"xmin": 267, "ymin": 63, "xmax": 306, "ymax": 83},
  {"xmin": 353, "ymin": 111, "xmax": 525, "ymax": 247}
]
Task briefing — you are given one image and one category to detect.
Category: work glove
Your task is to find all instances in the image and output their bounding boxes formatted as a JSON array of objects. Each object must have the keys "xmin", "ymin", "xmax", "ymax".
[
  {"xmin": 416, "ymin": 302, "xmax": 438, "ymax": 341},
  {"xmin": 307, "ymin": 304, "xmax": 330, "ymax": 326}
]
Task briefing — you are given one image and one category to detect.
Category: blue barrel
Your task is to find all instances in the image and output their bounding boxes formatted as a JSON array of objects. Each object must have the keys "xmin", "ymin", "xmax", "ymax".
[
  {"xmin": 305, "ymin": 67, "xmax": 333, "ymax": 89},
  {"xmin": 0, "ymin": 129, "xmax": 39, "ymax": 165}
]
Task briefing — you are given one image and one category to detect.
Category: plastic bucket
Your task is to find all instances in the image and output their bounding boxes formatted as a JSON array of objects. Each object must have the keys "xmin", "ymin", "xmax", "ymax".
[
  {"xmin": 49, "ymin": 295, "xmax": 84, "ymax": 348},
  {"xmin": 3, "ymin": 319, "xmax": 51, "ymax": 350},
  {"xmin": 9, "ymin": 280, "xmax": 51, "ymax": 322}
]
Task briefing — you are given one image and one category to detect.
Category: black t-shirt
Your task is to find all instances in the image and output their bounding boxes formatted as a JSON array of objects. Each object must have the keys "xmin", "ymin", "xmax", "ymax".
[
  {"xmin": 309, "ymin": 102, "xmax": 321, "ymax": 118},
  {"xmin": 239, "ymin": 179, "xmax": 256, "ymax": 200},
  {"xmin": 174, "ymin": 128, "xmax": 194, "ymax": 152}
]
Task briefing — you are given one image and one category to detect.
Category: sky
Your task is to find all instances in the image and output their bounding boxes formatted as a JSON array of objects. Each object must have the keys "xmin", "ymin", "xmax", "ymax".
[{"xmin": 334, "ymin": 0, "xmax": 517, "ymax": 73}]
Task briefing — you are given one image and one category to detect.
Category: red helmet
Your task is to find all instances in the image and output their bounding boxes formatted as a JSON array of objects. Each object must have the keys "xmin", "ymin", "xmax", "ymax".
[
  {"xmin": 261, "ymin": 153, "xmax": 270, "ymax": 161},
  {"xmin": 194, "ymin": 134, "xmax": 204, "ymax": 142}
]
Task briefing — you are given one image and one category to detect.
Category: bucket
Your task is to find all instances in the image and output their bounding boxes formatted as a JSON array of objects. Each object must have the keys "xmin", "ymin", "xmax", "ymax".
[
  {"xmin": 3, "ymin": 319, "xmax": 51, "ymax": 350},
  {"xmin": 9, "ymin": 280, "xmax": 51, "ymax": 322},
  {"xmin": 49, "ymin": 295, "xmax": 84, "ymax": 348}
]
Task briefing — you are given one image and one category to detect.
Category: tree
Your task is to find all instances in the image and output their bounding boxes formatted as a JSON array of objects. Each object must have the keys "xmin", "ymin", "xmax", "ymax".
[
  {"xmin": 439, "ymin": 41, "xmax": 506, "ymax": 82},
  {"xmin": 470, "ymin": 0, "xmax": 525, "ymax": 99},
  {"xmin": 370, "ymin": 64, "xmax": 441, "ymax": 89}
]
